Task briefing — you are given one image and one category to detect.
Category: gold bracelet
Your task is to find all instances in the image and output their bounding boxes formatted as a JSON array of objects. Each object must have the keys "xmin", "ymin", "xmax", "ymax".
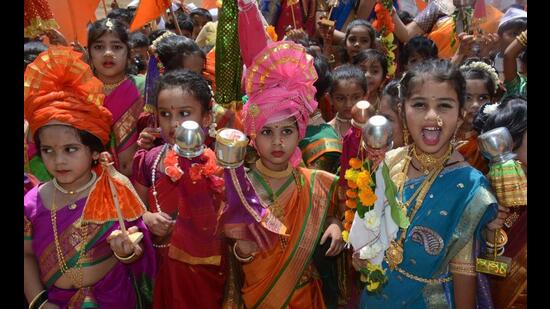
[
  {"xmin": 28, "ymin": 290, "xmax": 47, "ymax": 309},
  {"xmin": 37, "ymin": 301, "xmax": 48, "ymax": 309},
  {"xmin": 516, "ymin": 33, "xmax": 527, "ymax": 47},
  {"xmin": 233, "ymin": 243, "xmax": 254, "ymax": 263},
  {"xmin": 113, "ymin": 250, "xmax": 137, "ymax": 262}
]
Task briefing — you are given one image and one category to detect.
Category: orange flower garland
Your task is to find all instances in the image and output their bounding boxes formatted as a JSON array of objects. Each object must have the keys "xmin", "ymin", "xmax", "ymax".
[
  {"xmin": 164, "ymin": 148, "xmax": 184, "ymax": 182},
  {"xmin": 372, "ymin": 1, "xmax": 397, "ymax": 77}
]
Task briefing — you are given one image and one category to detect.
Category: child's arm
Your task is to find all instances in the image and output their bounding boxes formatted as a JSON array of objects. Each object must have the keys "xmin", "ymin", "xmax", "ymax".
[
  {"xmin": 107, "ymin": 226, "xmax": 145, "ymax": 264},
  {"xmin": 134, "ymin": 181, "xmax": 175, "ymax": 237},
  {"xmin": 504, "ymin": 30, "xmax": 527, "ymax": 83},
  {"xmin": 321, "ymin": 216, "xmax": 344, "ymax": 256},
  {"xmin": 24, "ymin": 240, "xmax": 58, "ymax": 308}
]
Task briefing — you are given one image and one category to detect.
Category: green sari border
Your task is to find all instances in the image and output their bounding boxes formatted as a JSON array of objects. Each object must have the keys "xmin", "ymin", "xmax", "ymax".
[{"xmin": 45, "ymin": 221, "xmax": 116, "ymax": 288}]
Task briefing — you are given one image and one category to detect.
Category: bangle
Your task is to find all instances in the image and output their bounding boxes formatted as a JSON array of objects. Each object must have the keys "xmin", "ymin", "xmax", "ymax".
[
  {"xmin": 38, "ymin": 301, "xmax": 48, "ymax": 309},
  {"xmin": 113, "ymin": 250, "xmax": 137, "ymax": 262},
  {"xmin": 233, "ymin": 243, "xmax": 254, "ymax": 263},
  {"xmin": 516, "ymin": 32, "xmax": 527, "ymax": 47},
  {"xmin": 449, "ymin": 262, "xmax": 477, "ymax": 276},
  {"xmin": 28, "ymin": 290, "xmax": 48, "ymax": 309}
]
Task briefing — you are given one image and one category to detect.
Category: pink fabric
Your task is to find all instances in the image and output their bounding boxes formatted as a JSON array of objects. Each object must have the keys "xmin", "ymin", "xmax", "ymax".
[
  {"xmin": 241, "ymin": 41, "xmax": 318, "ymax": 167},
  {"xmin": 238, "ymin": 0, "xmax": 271, "ymax": 67}
]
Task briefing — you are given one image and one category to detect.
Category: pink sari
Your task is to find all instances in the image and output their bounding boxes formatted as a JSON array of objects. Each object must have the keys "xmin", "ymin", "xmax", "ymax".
[{"xmin": 103, "ymin": 79, "xmax": 144, "ymax": 169}]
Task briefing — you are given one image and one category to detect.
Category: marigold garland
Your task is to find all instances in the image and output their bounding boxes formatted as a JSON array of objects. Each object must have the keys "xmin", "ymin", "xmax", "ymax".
[{"xmin": 372, "ymin": 1, "xmax": 397, "ymax": 77}]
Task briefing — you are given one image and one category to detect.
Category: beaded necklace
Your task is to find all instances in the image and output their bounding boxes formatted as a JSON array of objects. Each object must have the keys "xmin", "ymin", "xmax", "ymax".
[{"xmin": 150, "ymin": 144, "xmax": 175, "ymax": 248}]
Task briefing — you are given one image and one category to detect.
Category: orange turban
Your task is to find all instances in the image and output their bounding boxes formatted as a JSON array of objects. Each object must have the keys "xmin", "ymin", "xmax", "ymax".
[{"xmin": 24, "ymin": 46, "xmax": 112, "ymax": 145}]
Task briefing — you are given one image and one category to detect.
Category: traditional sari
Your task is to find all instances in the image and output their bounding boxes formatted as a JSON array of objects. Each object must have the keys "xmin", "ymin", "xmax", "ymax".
[
  {"xmin": 299, "ymin": 123, "xmax": 342, "ymax": 174},
  {"xmin": 133, "ymin": 145, "xmax": 228, "ymax": 309},
  {"xmin": 360, "ymin": 147, "xmax": 498, "ymax": 308},
  {"xmin": 223, "ymin": 168, "xmax": 339, "ymax": 308},
  {"xmin": 24, "ymin": 186, "xmax": 156, "ymax": 308},
  {"xmin": 103, "ymin": 75, "xmax": 145, "ymax": 170}
]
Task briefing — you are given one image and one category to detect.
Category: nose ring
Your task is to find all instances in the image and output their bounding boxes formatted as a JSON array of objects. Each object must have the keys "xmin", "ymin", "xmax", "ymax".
[{"xmin": 436, "ymin": 115, "xmax": 443, "ymax": 127}]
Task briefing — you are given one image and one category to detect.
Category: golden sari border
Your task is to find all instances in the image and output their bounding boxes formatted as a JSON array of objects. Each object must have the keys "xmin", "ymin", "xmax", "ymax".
[{"xmin": 168, "ymin": 245, "xmax": 222, "ymax": 266}]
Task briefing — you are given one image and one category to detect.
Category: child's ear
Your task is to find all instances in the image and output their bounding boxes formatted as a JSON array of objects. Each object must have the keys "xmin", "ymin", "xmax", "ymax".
[
  {"xmin": 92, "ymin": 151, "xmax": 100, "ymax": 161},
  {"xmin": 201, "ymin": 111, "xmax": 212, "ymax": 129}
]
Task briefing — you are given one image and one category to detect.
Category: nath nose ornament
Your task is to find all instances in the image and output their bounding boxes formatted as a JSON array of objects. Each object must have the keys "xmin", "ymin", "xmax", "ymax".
[{"xmin": 436, "ymin": 115, "xmax": 443, "ymax": 127}]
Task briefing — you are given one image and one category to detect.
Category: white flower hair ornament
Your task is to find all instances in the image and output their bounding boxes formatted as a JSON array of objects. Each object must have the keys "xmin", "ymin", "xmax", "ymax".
[
  {"xmin": 482, "ymin": 102, "xmax": 499, "ymax": 115},
  {"xmin": 460, "ymin": 61, "xmax": 500, "ymax": 94}
]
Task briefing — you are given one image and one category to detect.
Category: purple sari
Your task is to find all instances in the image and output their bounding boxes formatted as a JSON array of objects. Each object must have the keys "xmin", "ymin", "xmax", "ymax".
[{"xmin": 24, "ymin": 186, "xmax": 156, "ymax": 308}]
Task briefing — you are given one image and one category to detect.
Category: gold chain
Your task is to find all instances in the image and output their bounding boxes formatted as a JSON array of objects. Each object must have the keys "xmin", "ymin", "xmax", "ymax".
[
  {"xmin": 103, "ymin": 76, "xmax": 128, "ymax": 92},
  {"xmin": 412, "ymin": 144, "xmax": 453, "ymax": 175},
  {"xmin": 395, "ymin": 266, "xmax": 453, "ymax": 284},
  {"xmin": 50, "ymin": 189, "xmax": 88, "ymax": 288}
]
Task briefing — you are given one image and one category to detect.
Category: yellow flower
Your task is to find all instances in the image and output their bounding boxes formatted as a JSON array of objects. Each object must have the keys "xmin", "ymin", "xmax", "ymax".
[
  {"xmin": 342, "ymin": 230, "xmax": 349, "ymax": 242},
  {"xmin": 359, "ymin": 187, "xmax": 377, "ymax": 206},
  {"xmin": 367, "ymin": 281, "xmax": 381, "ymax": 292},
  {"xmin": 349, "ymin": 158, "xmax": 363, "ymax": 169},
  {"xmin": 356, "ymin": 172, "xmax": 372, "ymax": 189},
  {"xmin": 384, "ymin": 33, "xmax": 394, "ymax": 41},
  {"xmin": 367, "ymin": 262, "xmax": 383, "ymax": 273},
  {"xmin": 345, "ymin": 169, "xmax": 359, "ymax": 183}
]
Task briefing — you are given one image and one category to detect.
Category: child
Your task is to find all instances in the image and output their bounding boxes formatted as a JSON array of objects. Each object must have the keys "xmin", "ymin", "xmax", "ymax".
[
  {"xmin": 156, "ymin": 35, "xmax": 206, "ymax": 75},
  {"xmin": 455, "ymin": 58, "xmax": 500, "ymax": 174},
  {"xmin": 352, "ymin": 49, "xmax": 388, "ymax": 106},
  {"xmin": 221, "ymin": 40, "xmax": 344, "ymax": 309},
  {"xmin": 299, "ymin": 54, "xmax": 342, "ymax": 174},
  {"xmin": 132, "ymin": 69, "xmax": 227, "ymax": 308},
  {"xmin": 494, "ymin": 7, "xmax": 527, "ymax": 79},
  {"xmin": 190, "ymin": 8, "xmax": 213, "ymax": 39},
  {"xmin": 343, "ymin": 19, "xmax": 376, "ymax": 64},
  {"xmin": 128, "ymin": 31, "xmax": 150, "ymax": 75},
  {"xmin": 378, "ymin": 79, "xmax": 404, "ymax": 148},
  {"xmin": 24, "ymin": 46, "xmax": 155, "ymax": 308},
  {"xmin": 356, "ymin": 59, "xmax": 499, "ymax": 308},
  {"xmin": 88, "ymin": 18, "xmax": 145, "ymax": 177},
  {"xmin": 328, "ymin": 64, "xmax": 368, "ymax": 138},
  {"xmin": 503, "ymin": 30, "xmax": 527, "ymax": 99},
  {"xmin": 399, "ymin": 35, "xmax": 438, "ymax": 73}
]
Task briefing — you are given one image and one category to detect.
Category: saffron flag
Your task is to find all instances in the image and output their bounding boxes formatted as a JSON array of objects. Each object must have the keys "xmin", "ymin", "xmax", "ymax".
[
  {"xmin": 47, "ymin": 0, "xmax": 100, "ymax": 46},
  {"xmin": 130, "ymin": 0, "xmax": 171, "ymax": 32}
]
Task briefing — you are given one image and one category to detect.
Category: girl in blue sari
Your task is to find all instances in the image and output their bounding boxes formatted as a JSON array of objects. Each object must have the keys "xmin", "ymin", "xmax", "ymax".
[{"xmin": 357, "ymin": 59, "xmax": 499, "ymax": 308}]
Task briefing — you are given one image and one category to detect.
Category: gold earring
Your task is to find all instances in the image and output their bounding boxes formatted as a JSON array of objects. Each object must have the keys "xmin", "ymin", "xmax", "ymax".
[{"xmin": 403, "ymin": 127, "xmax": 410, "ymax": 145}]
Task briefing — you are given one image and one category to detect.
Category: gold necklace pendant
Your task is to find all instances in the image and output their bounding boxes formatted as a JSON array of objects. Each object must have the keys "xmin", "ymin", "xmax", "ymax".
[
  {"xmin": 412, "ymin": 144, "xmax": 452, "ymax": 174},
  {"xmin": 386, "ymin": 240, "xmax": 404, "ymax": 270},
  {"xmin": 69, "ymin": 203, "xmax": 78, "ymax": 210}
]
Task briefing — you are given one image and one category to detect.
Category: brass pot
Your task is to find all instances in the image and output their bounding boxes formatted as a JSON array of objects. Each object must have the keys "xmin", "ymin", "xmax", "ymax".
[{"xmin": 215, "ymin": 128, "xmax": 249, "ymax": 168}]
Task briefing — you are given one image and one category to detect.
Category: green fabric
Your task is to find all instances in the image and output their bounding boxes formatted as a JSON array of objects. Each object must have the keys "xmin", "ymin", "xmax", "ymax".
[
  {"xmin": 215, "ymin": 0, "xmax": 243, "ymax": 106},
  {"xmin": 299, "ymin": 124, "xmax": 342, "ymax": 174},
  {"xmin": 503, "ymin": 74, "xmax": 527, "ymax": 99},
  {"xmin": 129, "ymin": 74, "xmax": 146, "ymax": 97},
  {"xmin": 29, "ymin": 156, "xmax": 52, "ymax": 182}
]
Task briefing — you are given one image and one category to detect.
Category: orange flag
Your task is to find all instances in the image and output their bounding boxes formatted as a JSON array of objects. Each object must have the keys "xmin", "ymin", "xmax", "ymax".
[
  {"xmin": 130, "ymin": 0, "xmax": 171, "ymax": 32},
  {"xmin": 47, "ymin": 0, "xmax": 100, "ymax": 46}
]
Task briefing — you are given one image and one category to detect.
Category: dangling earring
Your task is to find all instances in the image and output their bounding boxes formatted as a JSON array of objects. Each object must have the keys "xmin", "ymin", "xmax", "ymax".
[
  {"xmin": 451, "ymin": 127, "xmax": 459, "ymax": 146},
  {"xmin": 208, "ymin": 103, "xmax": 218, "ymax": 138}
]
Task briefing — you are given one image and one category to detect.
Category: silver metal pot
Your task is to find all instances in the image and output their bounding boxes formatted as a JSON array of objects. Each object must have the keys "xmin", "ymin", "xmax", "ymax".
[
  {"xmin": 362, "ymin": 115, "xmax": 393, "ymax": 149},
  {"xmin": 173, "ymin": 121, "xmax": 206, "ymax": 158},
  {"xmin": 478, "ymin": 127, "xmax": 516, "ymax": 164}
]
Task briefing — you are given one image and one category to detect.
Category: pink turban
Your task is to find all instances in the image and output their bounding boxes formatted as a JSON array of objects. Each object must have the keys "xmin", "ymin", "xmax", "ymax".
[{"xmin": 241, "ymin": 41, "xmax": 318, "ymax": 167}]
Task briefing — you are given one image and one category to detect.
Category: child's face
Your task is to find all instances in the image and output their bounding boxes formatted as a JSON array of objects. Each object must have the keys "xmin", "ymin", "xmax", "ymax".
[
  {"xmin": 254, "ymin": 117, "xmax": 300, "ymax": 171},
  {"xmin": 464, "ymin": 79, "xmax": 490, "ymax": 131},
  {"xmin": 331, "ymin": 79, "xmax": 366, "ymax": 119},
  {"xmin": 499, "ymin": 27, "xmax": 524, "ymax": 52},
  {"xmin": 404, "ymin": 78, "xmax": 463, "ymax": 156},
  {"xmin": 90, "ymin": 32, "xmax": 128, "ymax": 80},
  {"xmin": 345, "ymin": 26, "xmax": 372, "ymax": 60},
  {"xmin": 39, "ymin": 125, "xmax": 98, "ymax": 189},
  {"xmin": 359, "ymin": 59, "xmax": 385, "ymax": 95},
  {"xmin": 156, "ymin": 87, "xmax": 210, "ymax": 145},
  {"xmin": 378, "ymin": 95, "xmax": 404, "ymax": 148},
  {"xmin": 182, "ymin": 53, "xmax": 205, "ymax": 75},
  {"xmin": 192, "ymin": 15, "xmax": 209, "ymax": 38},
  {"xmin": 405, "ymin": 52, "xmax": 425, "ymax": 72}
]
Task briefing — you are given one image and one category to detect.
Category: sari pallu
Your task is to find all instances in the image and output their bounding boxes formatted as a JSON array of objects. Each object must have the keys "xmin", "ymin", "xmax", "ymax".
[
  {"xmin": 360, "ymin": 157, "xmax": 498, "ymax": 308},
  {"xmin": 224, "ymin": 168, "xmax": 338, "ymax": 309},
  {"xmin": 24, "ymin": 186, "xmax": 156, "ymax": 308},
  {"xmin": 299, "ymin": 123, "xmax": 342, "ymax": 174},
  {"xmin": 104, "ymin": 76, "xmax": 144, "ymax": 170},
  {"xmin": 132, "ymin": 145, "xmax": 228, "ymax": 309}
]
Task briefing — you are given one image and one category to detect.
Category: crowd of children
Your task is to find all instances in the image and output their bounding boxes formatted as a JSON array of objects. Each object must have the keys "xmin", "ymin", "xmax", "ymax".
[{"xmin": 24, "ymin": 0, "xmax": 527, "ymax": 308}]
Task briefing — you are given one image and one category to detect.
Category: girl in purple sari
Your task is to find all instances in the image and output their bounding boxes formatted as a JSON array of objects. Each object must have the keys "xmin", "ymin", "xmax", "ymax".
[
  {"xmin": 88, "ymin": 18, "xmax": 146, "ymax": 178},
  {"xmin": 24, "ymin": 47, "xmax": 155, "ymax": 309}
]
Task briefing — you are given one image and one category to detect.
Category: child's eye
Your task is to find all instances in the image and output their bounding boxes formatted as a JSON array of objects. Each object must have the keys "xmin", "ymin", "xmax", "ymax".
[
  {"xmin": 282, "ymin": 128, "xmax": 294, "ymax": 135},
  {"xmin": 412, "ymin": 101, "xmax": 425, "ymax": 108},
  {"xmin": 40, "ymin": 148, "xmax": 53, "ymax": 154},
  {"xmin": 439, "ymin": 102, "xmax": 454, "ymax": 109},
  {"xmin": 113, "ymin": 45, "xmax": 124, "ymax": 50},
  {"xmin": 160, "ymin": 111, "xmax": 170, "ymax": 118},
  {"xmin": 179, "ymin": 111, "xmax": 190, "ymax": 117},
  {"xmin": 65, "ymin": 146, "xmax": 78, "ymax": 153},
  {"xmin": 260, "ymin": 129, "xmax": 272, "ymax": 136},
  {"xmin": 335, "ymin": 96, "xmax": 346, "ymax": 102},
  {"xmin": 479, "ymin": 95, "xmax": 489, "ymax": 101},
  {"xmin": 92, "ymin": 44, "xmax": 103, "ymax": 50}
]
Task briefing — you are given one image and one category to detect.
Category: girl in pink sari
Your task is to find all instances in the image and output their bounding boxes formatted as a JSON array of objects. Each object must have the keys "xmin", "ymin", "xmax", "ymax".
[
  {"xmin": 24, "ymin": 47, "xmax": 155, "ymax": 309},
  {"xmin": 88, "ymin": 18, "xmax": 145, "ymax": 177}
]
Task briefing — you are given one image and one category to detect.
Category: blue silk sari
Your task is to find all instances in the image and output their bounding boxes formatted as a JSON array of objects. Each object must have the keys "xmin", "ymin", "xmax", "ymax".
[{"xmin": 360, "ymin": 161, "xmax": 498, "ymax": 308}]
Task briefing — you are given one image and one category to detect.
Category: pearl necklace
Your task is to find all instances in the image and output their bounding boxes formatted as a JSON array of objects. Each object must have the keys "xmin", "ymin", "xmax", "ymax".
[
  {"xmin": 151, "ymin": 144, "xmax": 173, "ymax": 248},
  {"xmin": 52, "ymin": 172, "xmax": 97, "ymax": 195}
]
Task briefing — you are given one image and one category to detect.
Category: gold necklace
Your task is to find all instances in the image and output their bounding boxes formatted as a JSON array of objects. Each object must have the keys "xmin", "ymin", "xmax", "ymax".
[
  {"xmin": 53, "ymin": 172, "xmax": 97, "ymax": 210},
  {"xmin": 103, "ymin": 76, "xmax": 128, "ymax": 92},
  {"xmin": 412, "ymin": 144, "xmax": 453, "ymax": 175},
  {"xmin": 50, "ymin": 189, "xmax": 88, "ymax": 288},
  {"xmin": 385, "ymin": 146, "xmax": 452, "ymax": 270},
  {"xmin": 255, "ymin": 159, "xmax": 293, "ymax": 179}
]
